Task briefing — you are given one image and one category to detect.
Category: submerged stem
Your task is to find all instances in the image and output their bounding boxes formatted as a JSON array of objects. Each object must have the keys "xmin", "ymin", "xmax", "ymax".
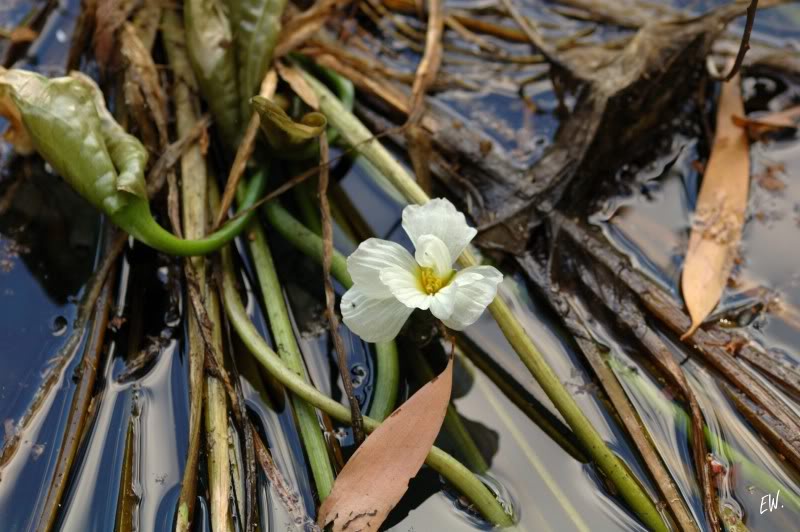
[
  {"xmin": 240, "ymin": 190, "xmax": 336, "ymax": 500},
  {"xmin": 301, "ymin": 70, "xmax": 668, "ymax": 532},
  {"xmin": 263, "ymin": 199, "xmax": 399, "ymax": 420}
]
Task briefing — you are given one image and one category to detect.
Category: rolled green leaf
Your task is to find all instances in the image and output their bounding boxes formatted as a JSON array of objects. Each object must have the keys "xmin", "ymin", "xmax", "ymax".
[
  {"xmin": 227, "ymin": 0, "xmax": 287, "ymax": 121},
  {"xmin": 0, "ymin": 67, "xmax": 263, "ymax": 256},
  {"xmin": 0, "ymin": 68, "xmax": 146, "ymax": 214},
  {"xmin": 251, "ymin": 95, "xmax": 326, "ymax": 159},
  {"xmin": 184, "ymin": 0, "xmax": 242, "ymax": 147}
]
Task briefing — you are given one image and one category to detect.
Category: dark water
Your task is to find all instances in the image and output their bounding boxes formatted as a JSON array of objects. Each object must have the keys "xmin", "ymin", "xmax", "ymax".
[{"xmin": 2, "ymin": 1, "xmax": 800, "ymax": 531}]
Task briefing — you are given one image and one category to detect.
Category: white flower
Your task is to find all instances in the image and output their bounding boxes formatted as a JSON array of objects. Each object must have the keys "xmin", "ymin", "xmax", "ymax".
[{"xmin": 340, "ymin": 198, "xmax": 503, "ymax": 343}]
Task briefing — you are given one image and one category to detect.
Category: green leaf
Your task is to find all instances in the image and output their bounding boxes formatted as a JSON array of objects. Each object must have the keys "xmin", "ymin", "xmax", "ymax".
[
  {"xmin": 0, "ymin": 68, "xmax": 148, "ymax": 214},
  {"xmin": 184, "ymin": 0, "xmax": 242, "ymax": 147},
  {"xmin": 251, "ymin": 95, "xmax": 327, "ymax": 159},
  {"xmin": 227, "ymin": 0, "xmax": 287, "ymax": 121}
]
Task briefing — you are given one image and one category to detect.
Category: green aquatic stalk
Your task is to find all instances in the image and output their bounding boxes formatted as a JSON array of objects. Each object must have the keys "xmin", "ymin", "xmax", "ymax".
[
  {"xmin": 0, "ymin": 67, "xmax": 263, "ymax": 256},
  {"xmin": 240, "ymin": 191, "xmax": 335, "ymax": 500},
  {"xmin": 263, "ymin": 200, "xmax": 399, "ymax": 420},
  {"xmin": 300, "ymin": 70, "xmax": 668, "ymax": 532},
  {"xmin": 220, "ymin": 244, "xmax": 513, "ymax": 526}
]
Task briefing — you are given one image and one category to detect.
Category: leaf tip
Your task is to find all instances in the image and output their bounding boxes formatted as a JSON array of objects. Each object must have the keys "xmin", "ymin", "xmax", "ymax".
[{"xmin": 680, "ymin": 321, "xmax": 699, "ymax": 341}]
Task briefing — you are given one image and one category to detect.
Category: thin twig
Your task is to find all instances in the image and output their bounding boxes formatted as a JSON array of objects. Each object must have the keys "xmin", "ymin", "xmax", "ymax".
[
  {"xmin": 35, "ymin": 251, "xmax": 115, "ymax": 532},
  {"xmin": 723, "ymin": 0, "xmax": 759, "ymax": 81},
  {"xmin": 213, "ymin": 70, "xmax": 278, "ymax": 230},
  {"xmin": 404, "ymin": 0, "xmax": 443, "ymax": 194},
  {"xmin": 253, "ymin": 435, "xmax": 321, "ymax": 531},
  {"xmin": 225, "ymin": 124, "xmax": 407, "ymax": 224},
  {"xmin": 407, "ymin": 0, "xmax": 443, "ymax": 125},
  {"xmin": 318, "ymin": 132, "xmax": 365, "ymax": 444},
  {"xmin": 498, "ymin": 0, "xmax": 559, "ymax": 65},
  {"xmin": 145, "ymin": 114, "xmax": 211, "ymax": 198}
]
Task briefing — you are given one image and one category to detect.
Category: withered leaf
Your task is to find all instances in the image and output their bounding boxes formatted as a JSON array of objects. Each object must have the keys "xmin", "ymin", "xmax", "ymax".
[
  {"xmin": 733, "ymin": 105, "xmax": 800, "ymax": 140},
  {"xmin": 251, "ymin": 95, "xmax": 326, "ymax": 158},
  {"xmin": 318, "ymin": 357, "xmax": 453, "ymax": 532},
  {"xmin": 681, "ymin": 70, "xmax": 750, "ymax": 339},
  {"xmin": 6, "ymin": 27, "xmax": 37, "ymax": 44}
]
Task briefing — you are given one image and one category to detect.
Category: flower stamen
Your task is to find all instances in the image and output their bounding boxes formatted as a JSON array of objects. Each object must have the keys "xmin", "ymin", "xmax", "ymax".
[{"xmin": 419, "ymin": 267, "xmax": 454, "ymax": 294}]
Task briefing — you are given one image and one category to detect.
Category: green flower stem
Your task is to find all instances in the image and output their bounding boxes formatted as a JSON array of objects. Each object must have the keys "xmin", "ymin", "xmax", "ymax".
[
  {"xmin": 412, "ymin": 354, "xmax": 490, "ymax": 474},
  {"xmin": 220, "ymin": 244, "xmax": 514, "ymax": 526},
  {"xmin": 114, "ymin": 171, "xmax": 265, "ymax": 256},
  {"xmin": 237, "ymin": 188, "xmax": 335, "ymax": 500},
  {"xmin": 301, "ymin": 70, "xmax": 668, "ymax": 532},
  {"xmin": 263, "ymin": 200, "xmax": 399, "ymax": 420},
  {"xmin": 292, "ymin": 177, "xmax": 322, "ymax": 235}
]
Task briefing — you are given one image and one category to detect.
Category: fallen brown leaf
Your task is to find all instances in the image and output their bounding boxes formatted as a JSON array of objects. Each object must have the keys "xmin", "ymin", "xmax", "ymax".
[
  {"xmin": 318, "ymin": 357, "xmax": 454, "ymax": 532},
  {"xmin": 733, "ymin": 105, "xmax": 800, "ymax": 140},
  {"xmin": 681, "ymin": 69, "xmax": 750, "ymax": 339},
  {"xmin": 7, "ymin": 27, "xmax": 37, "ymax": 43},
  {"xmin": 94, "ymin": 0, "xmax": 134, "ymax": 71},
  {"xmin": 276, "ymin": 61, "xmax": 319, "ymax": 109}
]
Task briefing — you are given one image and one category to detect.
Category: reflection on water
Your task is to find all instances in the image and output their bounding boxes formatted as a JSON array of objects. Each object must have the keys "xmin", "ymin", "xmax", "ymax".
[{"xmin": 589, "ymin": 63, "xmax": 800, "ymax": 530}]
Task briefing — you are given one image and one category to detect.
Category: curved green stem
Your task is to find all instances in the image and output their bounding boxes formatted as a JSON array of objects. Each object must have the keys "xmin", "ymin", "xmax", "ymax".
[
  {"xmin": 220, "ymin": 244, "xmax": 513, "ymax": 526},
  {"xmin": 241, "ymin": 196, "xmax": 335, "ymax": 500},
  {"xmin": 369, "ymin": 342, "xmax": 399, "ymax": 421},
  {"xmin": 263, "ymin": 199, "xmax": 399, "ymax": 419},
  {"xmin": 300, "ymin": 70, "xmax": 668, "ymax": 532},
  {"xmin": 115, "ymin": 170, "xmax": 266, "ymax": 256}
]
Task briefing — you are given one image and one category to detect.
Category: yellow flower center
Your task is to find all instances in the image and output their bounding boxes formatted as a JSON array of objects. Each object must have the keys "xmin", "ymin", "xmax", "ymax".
[{"xmin": 419, "ymin": 267, "xmax": 454, "ymax": 295}]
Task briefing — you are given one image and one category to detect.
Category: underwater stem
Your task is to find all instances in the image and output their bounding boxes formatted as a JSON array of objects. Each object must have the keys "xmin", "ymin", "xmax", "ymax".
[
  {"xmin": 240, "ymin": 190, "xmax": 336, "ymax": 500},
  {"xmin": 263, "ymin": 199, "xmax": 399, "ymax": 420}
]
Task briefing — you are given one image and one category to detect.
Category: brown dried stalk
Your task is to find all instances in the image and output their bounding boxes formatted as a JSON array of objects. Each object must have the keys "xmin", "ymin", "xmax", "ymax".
[
  {"xmin": 213, "ymin": 70, "xmax": 278, "ymax": 230},
  {"xmin": 318, "ymin": 132, "xmax": 365, "ymax": 444}
]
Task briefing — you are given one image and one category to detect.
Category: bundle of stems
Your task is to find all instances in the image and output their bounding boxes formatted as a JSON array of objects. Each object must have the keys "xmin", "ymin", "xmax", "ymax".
[{"xmin": 299, "ymin": 68, "xmax": 669, "ymax": 531}]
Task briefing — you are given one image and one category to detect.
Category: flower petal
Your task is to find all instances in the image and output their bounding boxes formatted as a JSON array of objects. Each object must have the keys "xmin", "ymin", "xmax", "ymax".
[
  {"xmin": 415, "ymin": 234, "xmax": 452, "ymax": 276},
  {"xmin": 380, "ymin": 265, "xmax": 432, "ymax": 310},
  {"xmin": 402, "ymin": 198, "xmax": 477, "ymax": 262},
  {"xmin": 347, "ymin": 238, "xmax": 417, "ymax": 298},
  {"xmin": 341, "ymin": 286, "xmax": 414, "ymax": 343},
  {"xmin": 429, "ymin": 283, "xmax": 457, "ymax": 320},
  {"xmin": 441, "ymin": 266, "xmax": 503, "ymax": 330}
]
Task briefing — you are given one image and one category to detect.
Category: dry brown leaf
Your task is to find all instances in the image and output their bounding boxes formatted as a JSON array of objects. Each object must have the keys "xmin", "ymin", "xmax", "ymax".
[
  {"xmin": 318, "ymin": 357, "xmax": 454, "ymax": 532},
  {"xmin": 94, "ymin": 0, "xmax": 135, "ymax": 71},
  {"xmin": 212, "ymin": 69, "xmax": 278, "ymax": 229},
  {"xmin": 276, "ymin": 62, "xmax": 319, "ymax": 109},
  {"xmin": 733, "ymin": 105, "xmax": 800, "ymax": 139},
  {"xmin": 7, "ymin": 27, "xmax": 37, "ymax": 43},
  {"xmin": 0, "ymin": 90, "xmax": 33, "ymax": 155},
  {"xmin": 681, "ymin": 70, "xmax": 750, "ymax": 339}
]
